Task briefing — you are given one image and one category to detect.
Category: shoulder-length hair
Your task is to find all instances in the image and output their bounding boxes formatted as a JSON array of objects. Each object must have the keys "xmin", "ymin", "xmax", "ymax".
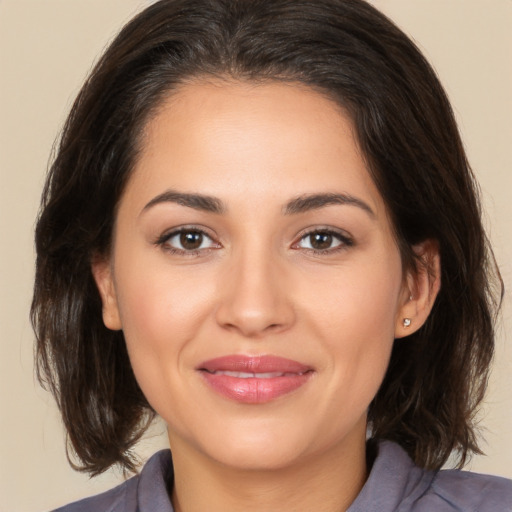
[{"xmin": 32, "ymin": 0, "xmax": 502, "ymax": 475}]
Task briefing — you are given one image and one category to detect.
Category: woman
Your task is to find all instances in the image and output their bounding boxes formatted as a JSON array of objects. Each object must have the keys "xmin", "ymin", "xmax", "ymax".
[{"xmin": 31, "ymin": 0, "xmax": 512, "ymax": 510}]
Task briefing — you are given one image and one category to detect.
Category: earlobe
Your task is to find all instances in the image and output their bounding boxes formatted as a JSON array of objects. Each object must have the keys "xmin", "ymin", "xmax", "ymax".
[
  {"xmin": 91, "ymin": 257, "xmax": 122, "ymax": 331},
  {"xmin": 395, "ymin": 240, "xmax": 441, "ymax": 339}
]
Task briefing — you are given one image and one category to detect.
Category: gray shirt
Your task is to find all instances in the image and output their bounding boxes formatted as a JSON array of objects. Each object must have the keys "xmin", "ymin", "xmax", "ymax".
[{"xmin": 53, "ymin": 441, "xmax": 512, "ymax": 511}]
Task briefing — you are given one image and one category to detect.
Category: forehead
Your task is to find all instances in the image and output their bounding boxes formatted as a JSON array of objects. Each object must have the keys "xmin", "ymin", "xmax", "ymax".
[{"xmin": 126, "ymin": 79, "xmax": 386, "ymax": 218}]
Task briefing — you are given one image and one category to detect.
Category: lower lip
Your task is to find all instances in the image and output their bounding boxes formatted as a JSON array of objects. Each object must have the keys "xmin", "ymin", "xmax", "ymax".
[{"xmin": 200, "ymin": 371, "xmax": 313, "ymax": 404}]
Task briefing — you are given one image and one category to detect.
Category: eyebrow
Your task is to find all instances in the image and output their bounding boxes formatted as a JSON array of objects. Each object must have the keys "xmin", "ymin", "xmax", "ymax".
[
  {"xmin": 141, "ymin": 189, "xmax": 375, "ymax": 218},
  {"xmin": 142, "ymin": 190, "xmax": 225, "ymax": 215},
  {"xmin": 283, "ymin": 193, "xmax": 375, "ymax": 218}
]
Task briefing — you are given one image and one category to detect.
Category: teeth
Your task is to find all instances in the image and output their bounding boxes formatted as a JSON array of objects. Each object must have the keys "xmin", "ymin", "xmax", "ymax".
[{"xmin": 213, "ymin": 371, "xmax": 286, "ymax": 378}]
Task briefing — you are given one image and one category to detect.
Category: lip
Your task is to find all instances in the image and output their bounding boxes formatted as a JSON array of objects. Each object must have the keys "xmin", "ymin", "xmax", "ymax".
[{"xmin": 197, "ymin": 355, "xmax": 314, "ymax": 404}]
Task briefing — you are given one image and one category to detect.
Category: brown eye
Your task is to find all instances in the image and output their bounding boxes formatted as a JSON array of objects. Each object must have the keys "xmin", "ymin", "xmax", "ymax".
[
  {"xmin": 296, "ymin": 230, "xmax": 351, "ymax": 252},
  {"xmin": 180, "ymin": 231, "xmax": 203, "ymax": 250},
  {"xmin": 158, "ymin": 228, "xmax": 218, "ymax": 253},
  {"xmin": 310, "ymin": 232, "xmax": 333, "ymax": 250}
]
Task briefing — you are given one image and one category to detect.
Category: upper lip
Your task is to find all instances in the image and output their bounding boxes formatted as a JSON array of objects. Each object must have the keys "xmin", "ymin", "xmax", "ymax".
[{"xmin": 197, "ymin": 355, "xmax": 313, "ymax": 375}]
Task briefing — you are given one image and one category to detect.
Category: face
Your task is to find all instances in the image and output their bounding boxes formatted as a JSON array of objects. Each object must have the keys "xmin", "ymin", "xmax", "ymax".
[{"xmin": 94, "ymin": 80, "xmax": 421, "ymax": 472}]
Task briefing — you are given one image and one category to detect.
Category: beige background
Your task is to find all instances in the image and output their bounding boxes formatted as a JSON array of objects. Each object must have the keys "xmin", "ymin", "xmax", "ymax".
[{"xmin": 1, "ymin": 1, "xmax": 511, "ymax": 511}]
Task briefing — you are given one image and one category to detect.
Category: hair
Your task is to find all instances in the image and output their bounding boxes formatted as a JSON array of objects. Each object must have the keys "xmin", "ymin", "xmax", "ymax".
[{"xmin": 32, "ymin": 0, "xmax": 502, "ymax": 476}]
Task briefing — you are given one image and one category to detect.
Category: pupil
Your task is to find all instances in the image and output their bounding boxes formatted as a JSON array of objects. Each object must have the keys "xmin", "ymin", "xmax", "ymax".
[
  {"xmin": 180, "ymin": 231, "xmax": 203, "ymax": 250},
  {"xmin": 311, "ymin": 233, "xmax": 332, "ymax": 250}
]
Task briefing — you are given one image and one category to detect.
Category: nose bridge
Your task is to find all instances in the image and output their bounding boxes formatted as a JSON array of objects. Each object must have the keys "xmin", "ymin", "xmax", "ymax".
[{"xmin": 215, "ymin": 239, "xmax": 294, "ymax": 337}]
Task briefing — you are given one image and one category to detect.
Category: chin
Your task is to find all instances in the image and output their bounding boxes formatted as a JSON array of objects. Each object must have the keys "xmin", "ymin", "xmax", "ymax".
[
  {"xmin": 207, "ymin": 435, "xmax": 312, "ymax": 471},
  {"xmin": 184, "ymin": 413, "xmax": 353, "ymax": 472}
]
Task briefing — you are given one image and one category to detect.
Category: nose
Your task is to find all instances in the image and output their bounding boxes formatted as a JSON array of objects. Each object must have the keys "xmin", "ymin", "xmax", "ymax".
[{"xmin": 214, "ymin": 247, "xmax": 296, "ymax": 338}]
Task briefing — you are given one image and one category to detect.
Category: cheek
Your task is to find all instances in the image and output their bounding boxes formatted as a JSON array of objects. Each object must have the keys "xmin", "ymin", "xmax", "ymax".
[
  {"xmin": 116, "ymin": 253, "xmax": 214, "ymax": 341},
  {"xmin": 112, "ymin": 256, "xmax": 218, "ymax": 400},
  {"xmin": 300, "ymin": 248, "xmax": 402, "ymax": 407},
  {"xmin": 303, "ymin": 248, "xmax": 403, "ymax": 341}
]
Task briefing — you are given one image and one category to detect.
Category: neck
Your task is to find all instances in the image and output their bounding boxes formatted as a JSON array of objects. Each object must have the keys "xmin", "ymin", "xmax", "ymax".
[{"xmin": 169, "ymin": 429, "xmax": 368, "ymax": 512}]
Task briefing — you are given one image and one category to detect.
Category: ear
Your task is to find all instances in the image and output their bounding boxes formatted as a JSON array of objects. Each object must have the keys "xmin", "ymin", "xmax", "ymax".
[
  {"xmin": 395, "ymin": 239, "xmax": 441, "ymax": 339},
  {"xmin": 91, "ymin": 256, "xmax": 122, "ymax": 331}
]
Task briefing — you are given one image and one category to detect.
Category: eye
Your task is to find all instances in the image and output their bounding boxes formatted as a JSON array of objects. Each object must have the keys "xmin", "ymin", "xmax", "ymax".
[
  {"xmin": 294, "ymin": 229, "xmax": 353, "ymax": 253},
  {"xmin": 156, "ymin": 227, "xmax": 219, "ymax": 254}
]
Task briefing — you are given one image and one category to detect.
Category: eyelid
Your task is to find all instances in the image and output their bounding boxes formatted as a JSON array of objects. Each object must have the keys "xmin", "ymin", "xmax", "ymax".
[
  {"xmin": 154, "ymin": 225, "xmax": 221, "ymax": 255},
  {"xmin": 291, "ymin": 226, "xmax": 354, "ymax": 253},
  {"xmin": 153, "ymin": 224, "xmax": 353, "ymax": 256}
]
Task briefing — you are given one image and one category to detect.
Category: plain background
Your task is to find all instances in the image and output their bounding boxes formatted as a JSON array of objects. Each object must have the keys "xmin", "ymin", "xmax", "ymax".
[{"xmin": 1, "ymin": 1, "xmax": 511, "ymax": 511}]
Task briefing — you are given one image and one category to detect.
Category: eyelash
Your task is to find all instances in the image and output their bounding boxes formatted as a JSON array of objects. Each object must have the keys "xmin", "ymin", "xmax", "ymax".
[
  {"xmin": 154, "ymin": 226, "xmax": 354, "ymax": 256},
  {"xmin": 155, "ymin": 226, "xmax": 219, "ymax": 257},
  {"xmin": 293, "ymin": 228, "xmax": 354, "ymax": 255}
]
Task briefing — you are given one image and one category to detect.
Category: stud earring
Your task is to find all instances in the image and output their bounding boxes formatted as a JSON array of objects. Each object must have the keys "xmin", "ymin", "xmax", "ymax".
[{"xmin": 403, "ymin": 318, "xmax": 411, "ymax": 327}]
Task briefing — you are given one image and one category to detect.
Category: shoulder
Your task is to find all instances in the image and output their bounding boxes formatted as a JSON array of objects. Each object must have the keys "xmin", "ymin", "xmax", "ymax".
[
  {"xmin": 52, "ymin": 477, "xmax": 137, "ymax": 512},
  {"xmin": 51, "ymin": 450, "xmax": 174, "ymax": 512},
  {"xmin": 425, "ymin": 467, "xmax": 512, "ymax": 512},
  {"xmin": 349, "ymin": 440, "xmax": 512, "ymax": 512}
]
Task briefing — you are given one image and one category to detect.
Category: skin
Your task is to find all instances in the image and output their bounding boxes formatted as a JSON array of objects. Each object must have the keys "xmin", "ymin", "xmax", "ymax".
[{"xmin": 93, "ymin": 80, "xmax": 440, "ymax": 512}]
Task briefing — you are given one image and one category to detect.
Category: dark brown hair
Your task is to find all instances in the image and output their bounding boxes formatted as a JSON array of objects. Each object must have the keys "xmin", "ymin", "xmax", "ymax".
[{"xmin": 32, "ymin": 0, "xmax": 502, "ymax": 475}]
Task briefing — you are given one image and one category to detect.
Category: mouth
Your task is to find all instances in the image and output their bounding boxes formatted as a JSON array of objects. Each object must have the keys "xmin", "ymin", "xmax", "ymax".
[
  {"xmin": 197, "ymin": 355, "xmax": 314, "ymax": 404},
  {"xmin": 204, "ymin": 370, "xmax": 306, "ymax": 378}
]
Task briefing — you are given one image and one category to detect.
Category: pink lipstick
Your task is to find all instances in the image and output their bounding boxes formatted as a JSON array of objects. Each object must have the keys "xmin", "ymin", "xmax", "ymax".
[{"xmin": 197, "ymin": 355, "xmax": 313, "ymax": 404}]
